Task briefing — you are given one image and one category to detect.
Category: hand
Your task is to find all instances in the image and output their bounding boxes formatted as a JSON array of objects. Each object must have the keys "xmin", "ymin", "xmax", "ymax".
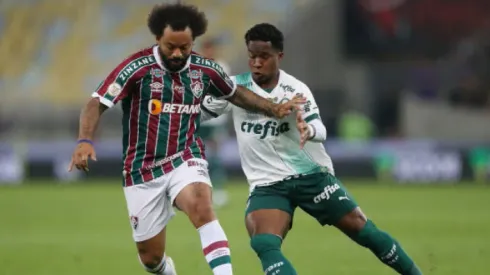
[
  {"xmin": 271, "ymin": 95, "xmax": 306, "ymax": 119},
  {"xmin": 68, "ymin": 141, "xmax": 97, "ymax": 172},
  {"xmin": 296, "ymin": 111, "xmax": 310, "ymax": 149}
]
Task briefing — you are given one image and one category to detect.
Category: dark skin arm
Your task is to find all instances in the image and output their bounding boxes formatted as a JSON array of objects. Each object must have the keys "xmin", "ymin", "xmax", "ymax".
[
  {"xmin": 226, "ymin": 85, "xmax": 305, "ymax": 118},
  {"xmin": 78, "ymin": 98, "xmax": 107, "ymax": 140},
  {"xmin": 68, "ymin": 98, "xmax": 107, "ymax": 172}
]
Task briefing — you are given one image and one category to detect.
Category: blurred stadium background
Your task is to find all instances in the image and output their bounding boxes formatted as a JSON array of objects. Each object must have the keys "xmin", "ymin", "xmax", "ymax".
[{"xmin": 0, "ymin": 0, "xmax": 489, "ymax": 274}]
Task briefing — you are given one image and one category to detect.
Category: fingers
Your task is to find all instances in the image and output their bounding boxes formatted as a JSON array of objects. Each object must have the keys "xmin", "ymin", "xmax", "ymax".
[
  {"xmin": 69, "ymin": 143, "xmax": 96, "ymax": 173},
  {"xmin": 69, "ymin": 153, "xmax": 94, "ymax": 172},
  {"xmin": 90, "ymin": 150, "xmax": 97, "ymax": 161},
  {"xmin": 68, "ymin": 159, "xmax": 74, "ymax": 172},
  {"xmin": 296, "ymin": 110, "xmax": 304, "ymax": 123}
]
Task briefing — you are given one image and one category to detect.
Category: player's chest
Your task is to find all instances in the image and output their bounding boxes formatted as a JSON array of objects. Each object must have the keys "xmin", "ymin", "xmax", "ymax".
[
  {"xmin": 233, "ymin": 92, "xmax": 296, "ymax": 140},
  {"xmin": 137, "ymin": 68, "xmax": 212, "ymax": 102}
]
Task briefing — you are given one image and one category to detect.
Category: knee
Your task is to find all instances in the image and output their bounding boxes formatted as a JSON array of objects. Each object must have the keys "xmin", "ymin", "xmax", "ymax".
[
  {"xmin": 336, "ymin": 208, "xmax": 368, "ymax": 234},
  {"xmin": 187, "ymin": 198, "xmax": 215, "ymax": 228},
  {"xmin": 349, "ymin": 219, "xmax": 381, "ymax": 248},
  {"xmin": 250, "ymin": 234, "xmax": 282, "ymax": 255},
  {"xmin": 138, "ymin": 253, "xmax": 164, "ymax": 272},
  {"xmin": 138, "ymin": 248, "xmax": 164, "ymax": 272}
]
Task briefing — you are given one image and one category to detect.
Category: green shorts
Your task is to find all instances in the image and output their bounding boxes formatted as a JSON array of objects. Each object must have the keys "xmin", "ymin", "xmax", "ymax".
[{"xmin": 245, "ymin": 172, "xmax": 358, "ymax": 226}]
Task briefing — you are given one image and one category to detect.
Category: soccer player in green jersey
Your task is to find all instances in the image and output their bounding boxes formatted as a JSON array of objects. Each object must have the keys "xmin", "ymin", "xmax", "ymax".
[
  {"xmin": 201, "ymin": 23, "xmax": 423, "ymax": 275},
  {"xmin": 68, "ymin": 5, "xmax": 303, "ymax": 275}
]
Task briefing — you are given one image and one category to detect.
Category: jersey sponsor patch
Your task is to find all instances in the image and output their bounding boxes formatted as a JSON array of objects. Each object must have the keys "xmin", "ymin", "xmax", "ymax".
[
  {"xmin": 107, "ymin": 83, "xmax": 122, "ymax": 97},
  {"xmin": 149, "ymin": 82, "xmax": 164, "ymax": 92},
  {"xmin": 240, "ymin": 120, "xmax": 290, "ymax": 139},
  {"xmin": 148, "ymin": 100, "xmax": 201, "ymax": 115},
  {"xmin": 190, "ymin": 69, "xmax": 202, "ymax": 79},
  {"xmin": 150, "ymin": 68, "xmax": 164, "ymax": 78}
]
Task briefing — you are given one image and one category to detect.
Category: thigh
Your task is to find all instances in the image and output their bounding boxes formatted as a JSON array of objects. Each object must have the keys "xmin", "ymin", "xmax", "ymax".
[
  {"xmin": 168, "ymin": 158, "xmax": 212, "ymax": 206},
  {"xmin": 123, "ymin": 176, "xmax": 175, "ymax": 243},
  {"xmin": 295, "ymin": 173, "xmax": 359, "ymax": 226},
  {"xmin": 245, "ymin": 184, "xmax": 296, "ymax": 238}
]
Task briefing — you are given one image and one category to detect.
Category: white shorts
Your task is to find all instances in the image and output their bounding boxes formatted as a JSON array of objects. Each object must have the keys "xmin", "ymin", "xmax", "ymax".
[{"xmin": 123, "ymin": 158, "xmax": 212, "ymax": 242}]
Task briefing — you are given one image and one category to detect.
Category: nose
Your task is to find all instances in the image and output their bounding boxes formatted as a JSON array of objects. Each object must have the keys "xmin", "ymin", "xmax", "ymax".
[
  {"xmin": 172, "ymin": 48, "xmax": 183, "ymax": 58},
  {"xmin": 252, "ymin": 58, "xmax": 262, "ymax": 68}
]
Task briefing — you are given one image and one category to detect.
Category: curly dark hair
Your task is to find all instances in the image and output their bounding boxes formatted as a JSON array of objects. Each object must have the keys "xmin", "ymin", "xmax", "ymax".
[
  {"xmin": 147, "ymin": 3, "xmax": 208, "ymax": 39},
  {"xmin": 245, "ymin": 23, "xmax": 284, "ymax": 51}
]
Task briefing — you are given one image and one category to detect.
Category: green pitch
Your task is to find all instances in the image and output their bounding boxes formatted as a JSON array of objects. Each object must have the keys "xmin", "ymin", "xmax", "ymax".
[{"xmin": 0, "ymin": 180, "xmax": 489, "ymax": 275}]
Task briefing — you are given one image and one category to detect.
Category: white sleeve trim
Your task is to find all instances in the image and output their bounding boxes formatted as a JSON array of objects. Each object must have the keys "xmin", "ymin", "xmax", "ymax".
[
  {"xmin": 214, "ymin": 78, "xmax": 237, "ymax": 100},
  {"xmin": 91, "ymin": 92, "xmax": 114, "ymax": 108},
  {"xmin": 200, "ymin": 109, "xmax": 214, "ymax": 123},
  {"xmin": 307, "ymin": 118, "xmax": 327, "ymax": 142}
]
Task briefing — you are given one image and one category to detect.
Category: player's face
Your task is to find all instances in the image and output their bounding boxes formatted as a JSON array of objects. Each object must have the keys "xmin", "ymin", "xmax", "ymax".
[
  {"xmin": 158, "ymin": 26, "xmax": 193, "ymax": 71},
  {"xmin": 247, "ymin": 41, "xmax": 283, "ymax": 85}
]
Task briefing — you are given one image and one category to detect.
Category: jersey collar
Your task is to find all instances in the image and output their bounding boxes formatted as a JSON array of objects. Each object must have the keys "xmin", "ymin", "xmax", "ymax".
[
  {"xmin": 252, "ymin": 69, "xmax": 285, "ymax": 94},
  {"xmin": 153, "ymin": 45, "xmax": 191, "ymax": 73}
]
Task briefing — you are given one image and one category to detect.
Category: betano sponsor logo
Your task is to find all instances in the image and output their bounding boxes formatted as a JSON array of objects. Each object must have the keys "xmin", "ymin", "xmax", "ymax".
[{"xmin": 148, "ymin": 100, "xmax": 200, "ymax": 115}]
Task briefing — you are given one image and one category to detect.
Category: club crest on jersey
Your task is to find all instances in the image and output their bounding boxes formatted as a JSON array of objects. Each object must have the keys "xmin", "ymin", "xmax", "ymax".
[
  {"xmin": 190, "ymin": 70, "xmax": 202, "ymax": 79},
  {"xmin": 130, "ymin": 216, "xmax": 138, "ymax": 230},
  {"xmin": 151, "ymin": 68, "xmax": 164, "ymax": 78},
  {"xmin": 191, "ymin": 81, "xmax": 204, "ymax": 97}
]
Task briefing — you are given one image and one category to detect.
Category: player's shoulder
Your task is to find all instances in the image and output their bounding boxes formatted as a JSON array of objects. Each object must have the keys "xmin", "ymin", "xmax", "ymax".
[
  {"xmin": 280, "ymin": 70, "xmax": 308, "ymax": 89},
  {"xmin": 121, "ymin": 46, "xmax": 156, "ymax": 64},
  {"xmin": 189, "ymin": 53, "xmax": 226, "ymax": 75},
  {"xmin": 113, "ymin": 45, "xmax": 158, "ymax": 76},
  {"xmin": 231, "ymin": 72, "xmax": 253, "ymax": 87}
]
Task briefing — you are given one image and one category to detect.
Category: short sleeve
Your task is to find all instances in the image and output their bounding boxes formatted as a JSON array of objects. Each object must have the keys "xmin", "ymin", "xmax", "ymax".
[
  {"xmin": 206, "ymin": 64, "xmax": 237, "ymax": 99},
  {"xmin": 91, "ymin": 57, "xmax": 141, "ymax": 108},
  {"xmin": 201, "ymin": 95, "xmax": 232, "ymax": 122}
]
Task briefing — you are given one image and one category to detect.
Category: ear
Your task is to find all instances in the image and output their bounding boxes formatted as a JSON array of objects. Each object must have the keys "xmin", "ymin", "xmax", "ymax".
[{"xmin": 278, "ymin": 52, "xmax": 284, "ymax": 60}]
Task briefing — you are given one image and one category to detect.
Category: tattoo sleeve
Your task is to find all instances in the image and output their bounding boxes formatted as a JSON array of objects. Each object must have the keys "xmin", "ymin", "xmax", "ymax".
[
  {"xmin": 78, "ymin": 98, "xmax": 107, "ymax": 140},
  {"xmin": 226, "ymin": 85, "xmax": 276, "ymax": 117}
]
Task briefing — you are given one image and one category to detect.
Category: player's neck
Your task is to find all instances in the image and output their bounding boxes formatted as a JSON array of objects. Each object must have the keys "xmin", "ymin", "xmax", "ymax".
[{"xmin": 257, "ymin": 71, "xmax": 280, "ymax": 90}]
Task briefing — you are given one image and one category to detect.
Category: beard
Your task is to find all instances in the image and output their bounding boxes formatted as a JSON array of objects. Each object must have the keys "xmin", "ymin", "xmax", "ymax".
[{"xmin": 162, "ymin": 55, "xmax": 189, "ymax": 72}]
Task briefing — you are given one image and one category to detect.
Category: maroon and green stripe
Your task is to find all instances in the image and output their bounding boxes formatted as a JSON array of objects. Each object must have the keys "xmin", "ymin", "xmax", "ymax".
[
  {"xmin": 121, "ymin": 55, "xmax": 156, "ymax": 186},
  {"xmin": 167, "ymin": 72, "xmax": 185, "ymax": 167},
  {"xmin": 155, "ymin": 71, "xmax": 174, "ymax": 175},
  {"xmin": 122, "ymin": 54, "xmax": 217, "ymax": 186},
  {"xmin": 141, "ymin": 70, "xmax": 164, "ymax": 182}
]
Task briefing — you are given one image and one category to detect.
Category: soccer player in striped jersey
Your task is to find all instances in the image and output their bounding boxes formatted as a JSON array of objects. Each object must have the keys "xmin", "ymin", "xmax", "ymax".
[
  {"xmin": 202, "ymin": 23, "xmax": 422, "ymax": 275},
  {"xmin": 68, "ymin": 4, "xmax": 304, "ymax": 275}
]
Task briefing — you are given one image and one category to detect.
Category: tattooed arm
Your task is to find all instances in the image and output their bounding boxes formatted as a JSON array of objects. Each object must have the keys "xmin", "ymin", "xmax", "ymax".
[
  {"xmin": 78, "ymin": 98, "xmax": 107, "ymax": 140},
  {"xmin": 226, "ymin": 85, "xmax": 305, "ymax": 119},
  {"xmin": 226, "ymin": 86, "xmax": 276, "ymax": 116}
]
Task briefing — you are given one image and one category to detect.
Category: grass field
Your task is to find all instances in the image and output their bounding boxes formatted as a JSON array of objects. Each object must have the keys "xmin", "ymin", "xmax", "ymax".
[{"xmin": 0, "ymin": 180, "xmax": 489, "ymax": 275}]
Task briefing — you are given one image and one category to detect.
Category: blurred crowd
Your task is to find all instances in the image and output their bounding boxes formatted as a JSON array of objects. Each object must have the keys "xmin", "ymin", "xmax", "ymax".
[
  {"xmin": 1, "ymin": 0, "xmax": 489, "ymax": 141},
  {"xmin": 342, "ymin": 0, "xmax": 490, "ymax": 139}
]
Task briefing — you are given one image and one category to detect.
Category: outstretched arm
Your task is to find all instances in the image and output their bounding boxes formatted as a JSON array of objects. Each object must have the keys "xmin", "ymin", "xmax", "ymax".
[
  {"xmin": 226, "ymin": 85, "xmax": 304, "ymax": 119},
  {"xmin": 226, "ymin": 86, "xmax": 275, "ymax": 117}
]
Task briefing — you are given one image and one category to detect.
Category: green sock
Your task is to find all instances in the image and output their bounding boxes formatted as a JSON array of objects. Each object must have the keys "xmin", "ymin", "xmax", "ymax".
[
  {"xmin": 250, "ymin": 234, "xmax": 297, "ymax": 275},
  {"xmin": 351, "ymin": 220, "xmax": 423, "ymax": 275}
]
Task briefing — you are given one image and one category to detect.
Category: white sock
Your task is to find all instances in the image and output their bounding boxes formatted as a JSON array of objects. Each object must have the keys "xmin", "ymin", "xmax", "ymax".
[{"xmin": 198, "ymin": 220, "xmax": 233, "ymax": 275}]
